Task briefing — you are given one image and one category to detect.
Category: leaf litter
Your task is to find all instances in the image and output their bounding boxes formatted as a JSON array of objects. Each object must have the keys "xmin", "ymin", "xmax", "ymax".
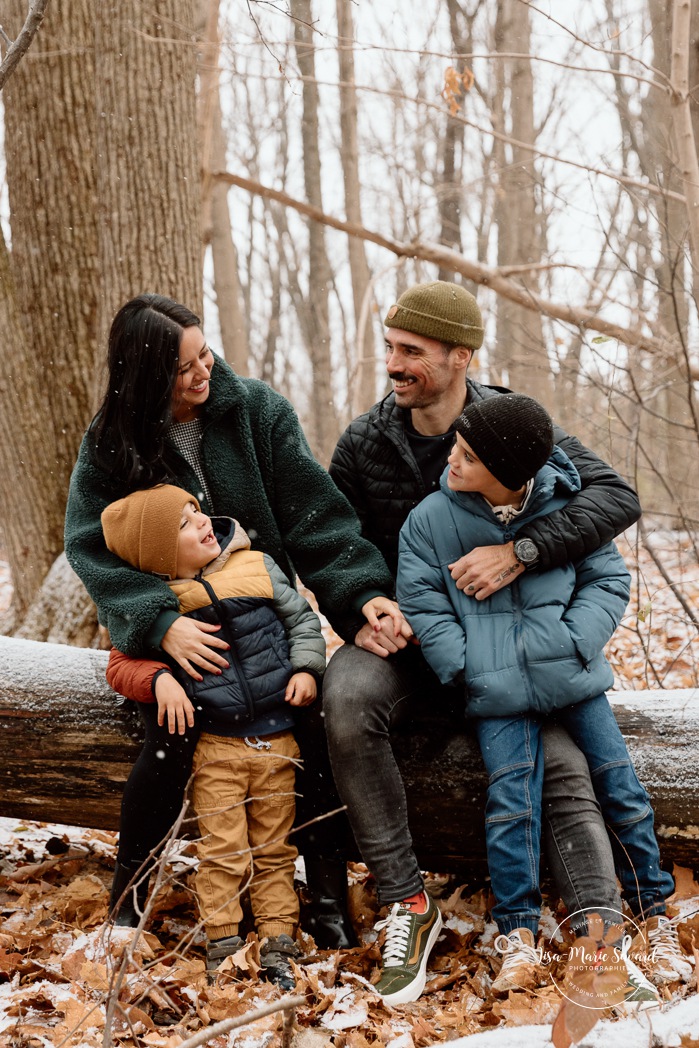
[{"xmin": 1, "ymin": 819, "xmax": 698, "ymax": 1048}]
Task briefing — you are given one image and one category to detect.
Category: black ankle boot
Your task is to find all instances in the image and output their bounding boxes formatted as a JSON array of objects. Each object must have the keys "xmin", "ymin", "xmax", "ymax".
[
  {"xmin": 303, "ymin": 857, "xmax": 357, "ymax": 949},
  {"xmin": 109, "ymin": 861, "xmax": 151, "ymax": 927}
]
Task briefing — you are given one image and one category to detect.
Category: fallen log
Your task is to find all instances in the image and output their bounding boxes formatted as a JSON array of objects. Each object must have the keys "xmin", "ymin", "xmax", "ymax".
[{"xmin": 1, "ymin": 635, "xmax": 698, "ymax": 873}]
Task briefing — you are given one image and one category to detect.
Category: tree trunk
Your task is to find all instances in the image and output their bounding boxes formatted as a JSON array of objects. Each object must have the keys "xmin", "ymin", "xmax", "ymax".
[
  {"xmin": 612, "ymin": 0, "xmax": 699, "ymax": 523},
  {"xmin": 2, "ymin": 0, "xmax": 99, "ymax": 616},
  {"xmin": 0, "ymin": 230, "xmax": 64, "ymax": 624},
  {"xmin": 95, "ymin": 0, "xmax": 202, "ymax": 359},
  {"xmin": 198, "ymin": 0, "xmax": 249, "ymax": 373},
  {"xmin": 290, "ymin": 0, "xmax": 337, "ymax": 466},
  {"xmin": 2, "ymin": 634, "xmax": 698, "ymax": 873},
  {"xmin": 2, "ymin": 1, "xmax": 204, "ymax": 638},
  {"xmin": 336, "ymin": 0, "xmax": 377, "ymax": 415},
  {"xmin": 491, "ymin": 0, "xmax": 551, "ymax": 407}
]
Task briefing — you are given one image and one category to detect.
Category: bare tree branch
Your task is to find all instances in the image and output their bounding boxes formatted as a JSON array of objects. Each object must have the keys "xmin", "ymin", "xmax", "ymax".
[
  {"xmin": 0, "ymin": 0, "xmax": 50, "ymax": 91},
  {"xmin": 215, "ymin": 168, "xmax": 671, "ymax": 355},
  {"xmin": 175, "ymin": 996, "xmax": 305, "ymax": 1048}
]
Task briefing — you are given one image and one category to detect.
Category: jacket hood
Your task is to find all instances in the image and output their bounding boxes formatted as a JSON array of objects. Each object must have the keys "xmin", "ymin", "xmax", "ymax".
[{"xmin": 439, "ymin": 444, "xmax": 581, "ymax": 524}]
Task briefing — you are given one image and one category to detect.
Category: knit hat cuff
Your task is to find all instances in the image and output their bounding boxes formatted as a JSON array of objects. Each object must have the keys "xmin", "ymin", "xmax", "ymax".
[{"xmin": 385, "ymin": 304, "xmax": 484, "ymax": 348}]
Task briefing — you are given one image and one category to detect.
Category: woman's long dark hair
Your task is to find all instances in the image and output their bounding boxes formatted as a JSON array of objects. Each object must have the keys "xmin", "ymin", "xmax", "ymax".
[{"xmin": 91, "ymin": 294, "xmax": 201, "ymax": 488}]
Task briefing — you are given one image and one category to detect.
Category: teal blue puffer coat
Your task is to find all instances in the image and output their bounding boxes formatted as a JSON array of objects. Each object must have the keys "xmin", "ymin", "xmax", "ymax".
[{"xmin": 396, "ymin": 448, "xmax": 631, "ymax": 719}]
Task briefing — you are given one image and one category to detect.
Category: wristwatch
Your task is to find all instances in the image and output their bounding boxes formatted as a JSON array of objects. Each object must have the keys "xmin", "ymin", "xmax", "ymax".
[{"xmin": 513, "ymin": 537, "xmax": 539, "ymax": 568}]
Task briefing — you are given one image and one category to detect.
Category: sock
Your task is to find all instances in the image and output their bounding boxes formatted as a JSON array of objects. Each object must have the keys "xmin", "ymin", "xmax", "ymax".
[{"xmin": 400, "ymin": 891, "xmax": 428, "ymax": 914}]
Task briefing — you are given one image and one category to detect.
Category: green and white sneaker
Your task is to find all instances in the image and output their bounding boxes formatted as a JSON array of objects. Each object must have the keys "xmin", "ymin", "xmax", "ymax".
[
  {"xmin": 617, "ymin": 935, "xmax": 660, "ymax": 1013},
  {"xmin": 373, "ymin": 894, "xmax": 443, "ymax": 1005}
]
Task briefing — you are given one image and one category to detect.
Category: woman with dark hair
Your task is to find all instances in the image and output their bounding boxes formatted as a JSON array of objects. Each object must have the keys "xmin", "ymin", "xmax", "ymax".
[{"xmin": 65, "ymin": 293, "xmax": 394, "ymax": 948}]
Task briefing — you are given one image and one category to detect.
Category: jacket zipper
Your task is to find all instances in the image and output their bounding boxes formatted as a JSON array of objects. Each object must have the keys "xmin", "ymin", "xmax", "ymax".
[
  {"xmin": 197, "ymin": 576, "xmax": 255, "ymax": 720},
  {"xmin": 504, "ymin": 526, "xmax": 539, "ymax": 713}
]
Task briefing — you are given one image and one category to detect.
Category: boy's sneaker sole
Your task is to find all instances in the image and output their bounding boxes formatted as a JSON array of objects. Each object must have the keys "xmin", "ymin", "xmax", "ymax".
[{"xmin": 374, "ymin": 896, "xmax": 443, "ymax": 1006}]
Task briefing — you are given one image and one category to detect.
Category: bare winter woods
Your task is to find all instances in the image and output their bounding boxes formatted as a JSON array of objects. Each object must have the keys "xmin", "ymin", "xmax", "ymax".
[{"xmin": 0, "ymin": 0, "xmax": 698, "ymax": 687}]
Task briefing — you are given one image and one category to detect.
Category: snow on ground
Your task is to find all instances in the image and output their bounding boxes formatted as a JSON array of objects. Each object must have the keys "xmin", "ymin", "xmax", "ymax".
[{"xmin": 445, "ymin": 993, "xmax": 699, "ymax": 1046}]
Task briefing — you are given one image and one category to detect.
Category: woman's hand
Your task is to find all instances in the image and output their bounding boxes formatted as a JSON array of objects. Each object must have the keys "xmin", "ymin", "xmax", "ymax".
[
  {"xmin": 355, "ymin": 596, "xmax": 414, "ymax": 656},
  {"xmin": 161, "ymin": 616, "xmax": 230, "ymax": 679},
  {"xmin": 154, "ymin": 672, "xmax": 196, "ymax": 735},
  {"xmin": 361, "ymin": 596, "xmax": 410, "ymax": 636},
  {"xmin": 285, "ymin": 671, "xmax": 317, "ymax": 707}
]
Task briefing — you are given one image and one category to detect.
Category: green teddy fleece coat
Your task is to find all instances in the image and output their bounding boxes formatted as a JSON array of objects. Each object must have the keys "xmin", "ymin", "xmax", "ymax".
[{"xmin": 65, "ymin": 357, "xmax": 392, "ymax": 655}]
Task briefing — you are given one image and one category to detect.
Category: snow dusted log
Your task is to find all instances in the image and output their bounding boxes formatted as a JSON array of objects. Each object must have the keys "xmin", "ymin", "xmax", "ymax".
[
  {"xmin": 0, "ymin": 636, "xmax": 140, "ymax": 828},
  {"xmin": 1, "ymin": 635, "xmax": 698, "ymax": 873}
]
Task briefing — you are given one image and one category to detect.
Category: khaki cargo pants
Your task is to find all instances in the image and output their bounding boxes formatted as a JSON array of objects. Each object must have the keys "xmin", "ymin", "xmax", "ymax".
[{"xmin": 191, "ymin": 729, "xmax": 300, "ymax": 940}]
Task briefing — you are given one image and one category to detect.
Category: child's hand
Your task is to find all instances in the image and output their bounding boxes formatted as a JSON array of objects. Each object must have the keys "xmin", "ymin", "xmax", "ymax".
[
  {"xmin": 361, "ymin": 596, "xmax": 411, "ymax": 638},
  {"xmin": 285, "ymin": 672, "xmax": 317, "ymax": 707},
  {"xmin": 154, "ymin": 673, "xmax": 196, "ymax": 735}
]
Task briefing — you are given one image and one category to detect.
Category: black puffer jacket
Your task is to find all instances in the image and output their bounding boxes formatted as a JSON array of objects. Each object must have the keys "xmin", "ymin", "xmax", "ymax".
[
  {"xmin": 165, "ymin": 518, "xmax": 325, "ymax": 736},
  {"xmin": 329, "ymin": 379, "xmax": 641, "ymax": 583}
]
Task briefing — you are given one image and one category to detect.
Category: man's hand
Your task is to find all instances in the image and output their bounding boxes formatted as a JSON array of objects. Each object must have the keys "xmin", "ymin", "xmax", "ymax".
[
  {"xmin": 354, "ymin": 614, "xmax": 414, "ymax": 657},
  {"xmin": 285, "ymin": 671, "xmax": 317, "ymax": 707},
  {"xmin": 154, "ymin": 672, "xmax": 196, "ymax": 735},
  {"xmin": 161, "ymin": 616, "xmax": 230, "ymax": 679},
  {"xmin": 449, "ymin": 541, "xmax": 524, "ymax": 600}
]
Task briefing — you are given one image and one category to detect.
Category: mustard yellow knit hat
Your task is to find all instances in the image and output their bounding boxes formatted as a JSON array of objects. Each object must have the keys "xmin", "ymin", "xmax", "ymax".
[
  {"xmin": 101, "ymin": 485, "xmax": 199, "ymax": 578},
  {"xmin": 384, "ymin": 280, "xmax": 484, "ymax": 349}
]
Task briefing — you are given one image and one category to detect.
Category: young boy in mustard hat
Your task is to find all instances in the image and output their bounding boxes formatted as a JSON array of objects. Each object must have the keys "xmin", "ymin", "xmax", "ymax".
[{"xmin": 101, "ymin": 484, "xmax": 396, "ymax": 987}]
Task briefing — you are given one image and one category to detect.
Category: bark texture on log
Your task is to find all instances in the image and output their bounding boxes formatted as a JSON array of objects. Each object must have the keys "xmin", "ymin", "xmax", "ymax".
[{"xmin": 1, "ymin": 635, "xmax": 698, "ymax": 873}]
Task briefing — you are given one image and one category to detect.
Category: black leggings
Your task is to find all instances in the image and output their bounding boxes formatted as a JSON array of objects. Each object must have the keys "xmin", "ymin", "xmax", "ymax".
[
  {"xmin": 117, "ymin": 698, "xmax": 352, "ymax": 867},
  {"xmin": 117, "ymin": 702, "xmax": 201, "ymax": 864}
]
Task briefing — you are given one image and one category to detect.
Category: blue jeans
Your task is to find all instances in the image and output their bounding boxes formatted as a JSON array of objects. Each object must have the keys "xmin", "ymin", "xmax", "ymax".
[
  {"xmin": 324, "ymin": 644, "xmax": 621, "ymax": 921},
  {"xmin": 475, "ymin": 694, "xmax": 674, "ymax": 935}
]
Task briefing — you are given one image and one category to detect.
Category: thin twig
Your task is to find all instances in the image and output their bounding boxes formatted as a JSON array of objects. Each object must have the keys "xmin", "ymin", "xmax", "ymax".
[
  {"xmin": 0, "ymin": 0, "xmax": 50, "ymax": 91},
  {"xmin": 175, "ymin": 995, "xmax": 305, "ymax": 1048}
]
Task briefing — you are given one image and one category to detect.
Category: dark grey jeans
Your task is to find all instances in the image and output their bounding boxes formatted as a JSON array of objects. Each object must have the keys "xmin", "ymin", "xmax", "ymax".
[{"xmin": 323, "ymin": 643, "xmax": 621, "ymax": 927}]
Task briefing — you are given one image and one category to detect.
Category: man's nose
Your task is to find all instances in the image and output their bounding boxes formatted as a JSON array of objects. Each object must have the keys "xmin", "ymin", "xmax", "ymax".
[{"xmin": 386, "ymin": 347, "xmax": 401, "ymax": 371}]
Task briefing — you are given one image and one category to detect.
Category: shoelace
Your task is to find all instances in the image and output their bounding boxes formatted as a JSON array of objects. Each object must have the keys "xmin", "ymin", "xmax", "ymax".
[
  {"xmin": 375, "ymin": 903, "xmax": 414, "ymax": 968},
  {"xmin": 646, "ymin": 915, "xmax": 685, "ymax": 966},
  {"xmin": 618, "ymin": 934, "xmax": 656, "ymax": 992},
  {"xmin": 493, "ymin": 932, "xmax": 542, "ymax": 978}
]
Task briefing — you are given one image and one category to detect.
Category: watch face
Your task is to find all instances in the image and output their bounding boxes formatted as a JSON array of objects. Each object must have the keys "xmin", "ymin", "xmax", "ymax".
[{"xmin": 515, "ymin": 539, "xmax": 538, "ymax": 565}]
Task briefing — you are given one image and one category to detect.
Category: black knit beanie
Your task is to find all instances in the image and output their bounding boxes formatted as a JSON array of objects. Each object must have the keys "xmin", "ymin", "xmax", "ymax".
[{"xmin": 454, "ymin": 394, "xmax": 554, "ymax": 490}]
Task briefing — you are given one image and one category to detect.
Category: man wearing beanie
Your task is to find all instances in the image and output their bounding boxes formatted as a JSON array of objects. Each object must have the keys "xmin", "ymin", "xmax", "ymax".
[
  {"xmin": 323, "ymin": 280, "xmax": 643, "ymax": 1003},
  {"xmin": 397, "ymin": 393, "xmax": 683, "ymax": 997}
]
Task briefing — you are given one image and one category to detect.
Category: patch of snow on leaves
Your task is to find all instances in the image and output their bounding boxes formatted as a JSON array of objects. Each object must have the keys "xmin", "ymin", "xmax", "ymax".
[{"xmin": 438, "ymin": 990, "xmax": 699, "ymax": 1047}]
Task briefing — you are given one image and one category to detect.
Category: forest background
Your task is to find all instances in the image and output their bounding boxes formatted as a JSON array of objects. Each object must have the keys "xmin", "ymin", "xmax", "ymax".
[{"xmin": 0, "ymin": 0, "xmax": 698, "ymax": 691}]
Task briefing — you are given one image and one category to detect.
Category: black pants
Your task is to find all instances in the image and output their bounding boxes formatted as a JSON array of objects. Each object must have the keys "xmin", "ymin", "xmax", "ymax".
[{"xmin": 117, "ymin": 699, "xmax": 351, "ymax": 866}]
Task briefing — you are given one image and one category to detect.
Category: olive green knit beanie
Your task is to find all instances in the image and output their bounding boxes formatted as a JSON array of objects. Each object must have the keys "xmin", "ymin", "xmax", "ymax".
[
  {"xmin": 384, "ymin": 280, "xmax": 484, "ymax": 349},
  {"xmin": 101, "ymin": 484, "xmax": 199, "ymax": 579}
]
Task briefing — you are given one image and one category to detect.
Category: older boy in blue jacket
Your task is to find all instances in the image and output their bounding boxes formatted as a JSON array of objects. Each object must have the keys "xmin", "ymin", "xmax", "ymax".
[{"xmin": 397, "ymin": 394, "xmax": 690, "ymax": 995}]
